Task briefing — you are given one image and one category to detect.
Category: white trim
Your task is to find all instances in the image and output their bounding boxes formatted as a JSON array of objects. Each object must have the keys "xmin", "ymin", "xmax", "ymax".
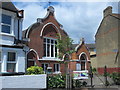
[
  {"xmin": 0, "ymin": 33, "xmax": 15, "ymax": 37},
  {"xmin": 38, "ymin": 58, "xmax": 61, "ymax": 61},
  {"xmin": 28, "ymin": 49, "xmax": 39, "ymax": 60},
  {"xmin": 40, "ymin": 22, "xmax": 61, "ymax": 39},
  {"xmin": 25, "ymin": 23, "xmax": 37, "ymax": 38},
  {"xmin": 62, "ymin": 53, "xmax": 71, "ymax": 61},
  {"xmin": 75, "ymin": 42, "xmax": 82, "ymax": 52},
  {"xmin": 79, "ymin": 52, "xmax": 88, "ymax": 60},
  {"xmin": 79, "ymin": 52, "xmax": 88, "ymax": 70}
]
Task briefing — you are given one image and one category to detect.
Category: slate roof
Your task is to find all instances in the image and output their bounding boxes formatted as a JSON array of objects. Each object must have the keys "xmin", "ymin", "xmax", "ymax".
[
  {"xmin": 86, "ymin": 44, "xmax": 95, "ymax": 49},
  {"xmin": 0, "ymin": 0, "xmax": 18, "ymax": 12},
  {"xmin": 72, "ymin": 43, "xmax": 95, "ymax": 50},
  {"xmin": 111, "ymin": 13, "xmax": 120, "ymax": 19}
]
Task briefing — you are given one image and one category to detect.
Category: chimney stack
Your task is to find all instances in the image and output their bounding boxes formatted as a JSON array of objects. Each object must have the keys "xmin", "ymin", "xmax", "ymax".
[{"xmin": 103, "ymin": 6, "xmax": 112, "ymax": 17}]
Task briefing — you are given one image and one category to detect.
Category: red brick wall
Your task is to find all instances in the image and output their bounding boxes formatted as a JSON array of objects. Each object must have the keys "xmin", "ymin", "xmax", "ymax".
[
  {"xmin": 27, "ymin": 13, "xmax": 68, "ymax": 74},
  {"xmin": 98, "ymin": 67, "xmax": 120, "ymax": 74},
  {"xmin": 70, "ymin": 43, "xmax": 91, "ymax": 71}
]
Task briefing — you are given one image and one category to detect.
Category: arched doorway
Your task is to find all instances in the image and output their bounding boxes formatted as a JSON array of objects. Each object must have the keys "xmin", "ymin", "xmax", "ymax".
[
  {"xmin": 27, "ymin": 50, "xmax": 38, "ymax": 68},
  {"xmin": 80, "ymin": 53, "xmax": 87, "ymax": 70}
]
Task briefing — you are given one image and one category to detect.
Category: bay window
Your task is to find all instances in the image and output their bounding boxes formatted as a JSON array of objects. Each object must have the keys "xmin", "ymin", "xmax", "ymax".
[
  {"xmin": 43, "ymin": 37, "xmax": 57, "ymax": 58},
  {"xmin": 1, "ymin": 14, "xmax": 11, "ymax": 34},
  {"xmin": 7, "ymin": 52, "xmax": 16, "ymax": 72}
]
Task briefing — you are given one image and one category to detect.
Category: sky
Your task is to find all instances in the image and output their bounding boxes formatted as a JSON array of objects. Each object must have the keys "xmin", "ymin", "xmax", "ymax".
[{"xmin": 12, "ymin": 0, "xmax": 119, "ymax": 44}]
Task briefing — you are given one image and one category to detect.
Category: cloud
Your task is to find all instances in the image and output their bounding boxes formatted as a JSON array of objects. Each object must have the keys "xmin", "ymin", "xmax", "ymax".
[{"xmin": 13, "ymin": 1, "xmax": 118, "ymax": 43}]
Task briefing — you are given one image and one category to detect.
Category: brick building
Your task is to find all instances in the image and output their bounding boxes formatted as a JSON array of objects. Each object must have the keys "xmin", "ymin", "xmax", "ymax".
[
  {"xmin": 95, "ymin": 6, "xmax": 120, "ymax": 74},
  {"xmin": 23, "ymin": 6, "xmax": 90, "ymax": 74}
]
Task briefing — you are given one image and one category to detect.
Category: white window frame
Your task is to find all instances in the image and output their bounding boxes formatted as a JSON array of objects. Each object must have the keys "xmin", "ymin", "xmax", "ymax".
[
  {"xmin": 0, "ymin": 9, "xmax": 15, "ymax": 36},
  {"xmin": 1, "ymin": 14, "xmax": 11, "ymax": 34},
  {"xmin": 54, "ymin": 63, "xmax": 60, "ymax": 72},
  {"xmin": 43, "ymin": 37, "xmax": 58, "ymax": 58},
  {"xmin": 41, "ymin": 63, "xmax": 49, "ymax": 72},
  {"xmin": 7, "ymin": 51, "xmax": 17, "ymax": 72}
]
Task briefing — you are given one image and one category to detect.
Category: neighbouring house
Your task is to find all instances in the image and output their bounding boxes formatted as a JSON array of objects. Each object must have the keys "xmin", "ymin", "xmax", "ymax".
[
  {"xmin": 0, "ymin": 0, "xmax": 26, "ymax": 73},
  {"xmin": 95, "ymin": 6, "xmax": 120, "ymax": 74},
  {"xmin": 86, "ymin": 44, "xmax": 97, "ymax": 69},
  {"xmin": 23, "ymin": 6, "xmax": 91, "ymax": 74}
]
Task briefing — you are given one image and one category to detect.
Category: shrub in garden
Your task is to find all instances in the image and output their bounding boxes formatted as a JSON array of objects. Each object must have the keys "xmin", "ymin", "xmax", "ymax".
[
  {"xmin": 26, "ymin": 66, "xmax": 44, "ymax": 75},
  {"xmin": 82, "ymin": 81, "xmax": 87, "ymax": 86},
  {"xmin": 110, "ymin": 72, "xmax": 120, "ymax": 85},
  {"xmin": 73, "ymin": 79, "xmax": 82, "ymax": 88},
  {"xmin": 92, "ymin": 68, "xmax": 97, "ymax": 73},
  {"xmin": 47, "ymin": 75, "xmax": 65, "ymax": 88}
]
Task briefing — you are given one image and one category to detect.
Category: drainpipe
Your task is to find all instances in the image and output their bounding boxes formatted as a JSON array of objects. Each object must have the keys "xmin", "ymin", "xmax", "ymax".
[{"xmin": 18, "ymin": 18, "xmax": 20, "ymax": 41}]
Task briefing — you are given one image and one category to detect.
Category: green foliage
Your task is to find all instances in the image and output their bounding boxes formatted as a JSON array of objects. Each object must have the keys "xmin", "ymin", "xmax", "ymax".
[
  {"xmin": 92, "ymin": 68, "xmax": 97, "ymax": 73},
  {"xmin": 26, "ymin": 66, "xmax": 44, "ymax": 75},
  {"xmin": 56, "ymin": 35, "xmax": 74, "ymax": 59},
  {"xmin": 47, "ymin": 75, "xmax": 66, "ymax": 88},
  {"xmin": 110, "ymin": 72, "xmax": 120, "ymax": 85},
  {"xmin": 73, "ymin": 80, "xmax": 87, "ymax": 88},
  {"xmin": 82, "ymin": 81, "xmax": 87, "ymax": 86}
]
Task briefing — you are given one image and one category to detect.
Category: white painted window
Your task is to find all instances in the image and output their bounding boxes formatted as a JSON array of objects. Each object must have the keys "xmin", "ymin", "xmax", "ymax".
[
  {"xmin": 1, "ymin": 14, "xmax": 11, "ymax": 34},
  {"xmin": 7, "ymin": 52, "xmax": 16, "ymax": 72},
  {"xmin": 43, "ymin": 37, "xmax": 57, "ymax": 58},
  {"xmin": 41, "ymin": 63, "xmax": 49, "ymax": 73},
  {"xmin": 54, "ymin": 63, "xmax": 60, "ymax": 72},
  {"xmin": 0, "ymin": 52, "xmax": 1, "ymax": 72}
]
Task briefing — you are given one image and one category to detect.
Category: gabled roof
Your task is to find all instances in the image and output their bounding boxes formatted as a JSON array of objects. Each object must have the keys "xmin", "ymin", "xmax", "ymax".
[
  {"xmin": 37, "ymin": 6, "xmax": 63, "ymax": 27},
  {"xmin": 0, "ymin": 0, "xmax": 18, "ymax": 12},
  {"xmin": 72, "ymin": 43, "xmax": 95, "ymax": 51},
  {"xmin": 23, "ymin": 6, "xmax": 67, "ymax": 38},
  {"xmin": 95, "ymin": 13, "xmax": 120, "ymax": 37},
  {"xmin": 74, "ymin": 38, "xmax": 90, "ymax": 52}
]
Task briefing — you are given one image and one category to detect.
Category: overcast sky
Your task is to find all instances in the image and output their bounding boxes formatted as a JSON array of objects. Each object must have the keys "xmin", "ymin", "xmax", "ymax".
[{"xmin": 12, "ymin": 0, "xmax": 119, "ymax": 44}]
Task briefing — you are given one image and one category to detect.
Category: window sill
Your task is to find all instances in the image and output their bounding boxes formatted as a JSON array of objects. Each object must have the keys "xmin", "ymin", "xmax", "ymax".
[
  {"xmin": 53, "ymin": 71, "xmax": 61, "ymax": 74},
  {"xmin": 0, "ymin": 33, "xmax": 15, "ymax": 37},
  {"xmin": 39, "ymin": 57, "xmax": 62, "ymax": 61}
]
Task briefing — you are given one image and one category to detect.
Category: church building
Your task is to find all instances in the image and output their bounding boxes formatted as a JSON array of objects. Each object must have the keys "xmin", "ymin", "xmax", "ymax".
[{"xmin": 23, "ymin": 6, "xmax": 90, "ymax": 74}]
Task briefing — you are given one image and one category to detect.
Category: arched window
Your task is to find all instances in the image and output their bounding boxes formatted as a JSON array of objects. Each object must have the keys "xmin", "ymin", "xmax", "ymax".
[
  {"xmin": 27, "ymin": 50, "xmax": 37, "ymax": 68},
  {"xmin": 80, "ymin": 53, "xmax": 87, "ymax": 70}
]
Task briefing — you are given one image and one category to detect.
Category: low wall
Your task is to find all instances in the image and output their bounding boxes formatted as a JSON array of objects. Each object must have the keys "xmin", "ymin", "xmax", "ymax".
[{"xmin": 0, "ymin": 74, "xmax": 46, "ymax": 89}]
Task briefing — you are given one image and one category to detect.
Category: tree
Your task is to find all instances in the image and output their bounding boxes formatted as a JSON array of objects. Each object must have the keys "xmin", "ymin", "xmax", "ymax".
[
  {"xmin": 56, "ymin": 35, "xmax": 74, "ymax": 88},
  {"xmin": 56, "ymin": 35, "xmax": 74, "ymax": 59}
]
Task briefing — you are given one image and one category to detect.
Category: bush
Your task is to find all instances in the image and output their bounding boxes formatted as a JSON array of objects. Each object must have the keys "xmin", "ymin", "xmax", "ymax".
[
  {"xmin": 92, "ymin": 68, "xmax": 97, "ymax": 73},
  {"xmin": 73, "ymin": 80, "xmax": 87, "ymax": 88},
  {"xmin": 26, "ymin": 66, "xmax": 44, "ymax": 75},
  {"xmin": 110, "ymin": 72, "xmax": 120, "ymax": 85},
  {"xmin": 47, "ymin": 75, "xmax": 65, "ymax": 88}
]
